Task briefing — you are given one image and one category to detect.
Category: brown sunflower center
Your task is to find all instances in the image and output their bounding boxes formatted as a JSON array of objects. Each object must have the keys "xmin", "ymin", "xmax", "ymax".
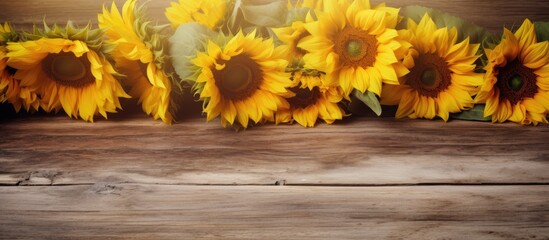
[
  {"xmin": 334, "ymin": 27, "xmax": 378, "ymax": 68},
  {"xmin": 6, "ymin": 66, "xmax": 17, "ymax": 76},
  {"xmin": 495, "ymin": 59, "xmax": 537, "ymax": 105},
  {"xmin": 406, "ymin": 53, "xmax": 452, "ymax": 97},
  {"xmin": 287, "ymin": 86, "xmax": 321, "ymax": 109},
  {"xmin": 42, "ymin": 52, "xmax": 94, "ymax": 87},
  {"xmin": 213, "ymin": 54, "xmax": 262, "ymax": 101}
]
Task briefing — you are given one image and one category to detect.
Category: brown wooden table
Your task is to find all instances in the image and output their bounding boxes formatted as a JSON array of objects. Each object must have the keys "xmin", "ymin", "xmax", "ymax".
[{"xmin": 1, "ymin": 0, "xmax": 548, "ymax": 239}]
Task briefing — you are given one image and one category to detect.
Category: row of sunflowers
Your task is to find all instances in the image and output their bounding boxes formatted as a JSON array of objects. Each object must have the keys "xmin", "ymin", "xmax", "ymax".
[{"xmin": 1, "ymin": 0, "xmax": 548, "ymax": 128}]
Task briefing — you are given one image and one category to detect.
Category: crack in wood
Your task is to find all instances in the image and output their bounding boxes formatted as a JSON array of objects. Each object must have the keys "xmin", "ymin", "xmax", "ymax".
[
  {"xmin": 90, "ymin": 183, "xmax": 122, "ymax": 195},
  {"xmin": 14, "ymin": 171, "xmax": 62, "ymax": 186},
  {"xmin": 15, "ymin": 172, "xmax": 31, "ymax": 186},
  {"xmin": 274, "ymin": 180, "xmax": 286, "ymax": 186}
]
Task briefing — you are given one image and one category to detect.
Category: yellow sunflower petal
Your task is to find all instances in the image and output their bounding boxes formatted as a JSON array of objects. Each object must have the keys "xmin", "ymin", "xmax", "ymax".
[
  {"xmin": 165, "ymin": 0, "xmax": 227, "ymax": 29},
  {"xmin": 192, "ymin": 31, "xmax": 292, "ymax": 128},
  {"xmin": 381, "ymin": 14, "xmax": 482, "ymax": 121},
  {"xmin": 301, "ymin": 0, "xmax": 407, "ymax": 100},
  {"xmin": 479, "ymin": 19, "xmax": 549, "ymax": 125},
  {"xmin": 7, "ymin": 36, "xmax": 129, "ymax": 122}
]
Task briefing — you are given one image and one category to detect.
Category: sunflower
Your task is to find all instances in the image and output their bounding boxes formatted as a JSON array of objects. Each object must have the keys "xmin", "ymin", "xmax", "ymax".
[
  {"xmin": 272, "ymin": 13, "xmax": 313, "ymax": 60},
  {"xmin": 192, "ymin": 31, "xmax": 292, "ymax": 128},
  {"xmin": 1, "ymin": 22, "xmax": 40, "ymax": 112},
  {"xmin": 476, "ymin": 19, "xmax": 549, "ymax": 125},
  {"xmin": 165, "ymin": 0, "xmax": 227, "ymax": 29},
  {"xmin": 0, "ymin": 23, "xmax": 12, "ymax": 101},
  {"xmin": 298, "ymin": 0, "xmax": 409, "ymax": 97},
  {"xmin": 0, "ymin": 23, "xmax": 40, "ymax": 112},
  {"xmin": 0, "ymin": 47, "xmax": 11, "ymax": 102},
  {"xmin": 99, "ymin": 0, "xmax": 177, "ymax": 124},
  {"xmin": 7, "ymin": 23, "xmax": 129, "ymax": 122},
  {"xmin": 276, "ymin": 71, "xmax": 345, "ymax": 127},
  {"xmin": 380, "ymin": 14, "xmax": 483, "ymax": 121}
]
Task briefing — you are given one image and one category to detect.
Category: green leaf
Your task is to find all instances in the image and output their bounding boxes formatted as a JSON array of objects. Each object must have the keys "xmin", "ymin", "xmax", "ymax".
[
  {"xmin": 451, "ymin": 104, "xmax": 491, "ymax": 122},
  {"xmin": 354, "ymin": 90, "xmax": 382, "ymax": 116},
  {"xmin": 534, "ymin": 21, "xmax": 549, "ymax": 42},
  {"xmin": 239, "ymin": 0, "xmax": 287, "ymax": 27},
  {"xmin": 169, "ymin": 23, "xmax": 215, "ymax": 85},
  {"xmin": 399, "ymin": 5, "xmax": 495, "ymax": 43},
  {"xmin": 285, "ymin": 7, "xmax": 310, "ymax": 25}
]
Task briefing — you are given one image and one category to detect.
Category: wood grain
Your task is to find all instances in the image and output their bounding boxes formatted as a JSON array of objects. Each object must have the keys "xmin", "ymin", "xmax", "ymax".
[
  {"xmin": 0, "ymin": 184, "xmax": 547, "ymax": 240},
  {"xmin": 1, "ymin": 116, "xmax": 548, "ymax": 186},
  {"xmin": 1, "ymin": 1, "xmax": 548, "ymax": 239},
  {"xmin": 0, "ymin": 0, "xmax": 548, "ymax": 32}
]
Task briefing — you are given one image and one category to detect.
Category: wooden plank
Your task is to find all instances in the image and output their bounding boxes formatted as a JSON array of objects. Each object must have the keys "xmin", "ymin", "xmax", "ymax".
[
  {"xmin": 1, "ymin": 116, "xmax": 548, "ymax": 186},
  {"xmin": 0, "ymin": 184, "xmax": 547, "ymax": 239},
  {"xmin": 0, "ymin": 0, "xmax": 548, "ymax": 32}
]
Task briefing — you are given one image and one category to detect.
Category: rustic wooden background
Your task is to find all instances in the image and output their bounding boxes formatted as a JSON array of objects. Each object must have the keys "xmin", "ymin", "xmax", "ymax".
[{"xmin": 1, "ymin": 0, "xmax": 548, "ymax": 239}]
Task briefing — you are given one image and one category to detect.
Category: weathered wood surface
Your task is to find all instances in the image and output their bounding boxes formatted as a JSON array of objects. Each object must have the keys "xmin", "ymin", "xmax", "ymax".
[
  {"xmin": 1, "ymin": 0, "xmax": 549, "ymax": 239},
  {"xmin": 1, "ymin": 116, "xmax": 549, "ymax": 186},
  {"xmin": 1, "ymin": 184, "xmax": 548, "ymax": 240},
  {"xmin": 0, "ymin": 0, "xmax": 548, "ymax": 32}
]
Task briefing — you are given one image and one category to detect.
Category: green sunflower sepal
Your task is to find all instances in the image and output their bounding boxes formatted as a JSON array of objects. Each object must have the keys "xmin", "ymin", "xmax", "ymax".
[
  {"xmin": 0, "ymin": 22, "xmax": 20, "ymax": 44},
  {"xmin": 25, "ymin": 21, "xmax": 115, "ymax": 59}
]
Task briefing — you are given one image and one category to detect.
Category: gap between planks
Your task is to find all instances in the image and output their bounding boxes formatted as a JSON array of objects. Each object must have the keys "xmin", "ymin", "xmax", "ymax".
[{"xmin": 3, "ymin": 181, "xmax": 549, "ymax": 187}]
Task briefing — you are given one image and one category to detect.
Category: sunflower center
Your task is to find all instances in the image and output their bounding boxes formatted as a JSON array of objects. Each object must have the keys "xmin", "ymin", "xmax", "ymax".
[
  {"xmin": 346, "ymin": 39, "xmax": 363, "ymax": 58},
  {"xmin": 43, "ymin": 52, "xmax": 95, "ymax": 87},
  {"xmin": 213, "ymin": 54, "xmax": 262, "ymax": 101},
  {"xmin": 420, "ymin": 68, "xmax": 438, "ymax": 88},
  {"xmin": 6, "ymin": 66, "xmax": 17, "ymax": 76},
  {"xmin": 496, "ymin": 59, "xmax": 537, "ymax": 105},
  {"xmin": 508, "ymin": 75, "xmax": 524, "ymax": 91},
  {"xmin": 222, "ymin": 63, "xmax": 252, "ymax": 94},
  {"xmin": 52, "ymin": 54, "xmax": 86, "ymax": 80},
  {"xmin": 334, "ymin": 27, "xmax": 378, "ymax": 67},
  {"xmin": 406, "ymin": 53, "xmax": 452, "ymax": 97},
  {"xmin": 288, "ymin": 86, "xmax": 321, "ymax": 109}
]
